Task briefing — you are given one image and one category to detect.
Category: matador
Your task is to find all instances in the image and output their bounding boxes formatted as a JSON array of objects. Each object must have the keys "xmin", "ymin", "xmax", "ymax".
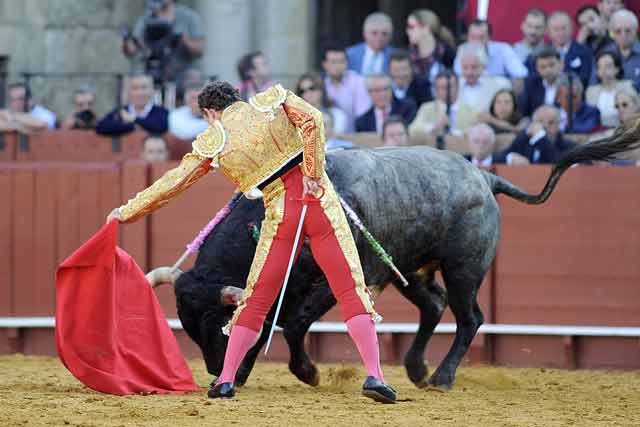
[{"xmin": 107, "ymin": 81, "xmax": 397, "ymax": 403}]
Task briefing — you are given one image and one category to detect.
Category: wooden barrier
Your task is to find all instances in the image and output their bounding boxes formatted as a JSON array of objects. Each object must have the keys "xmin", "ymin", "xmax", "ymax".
[
  {"xmin": 1, "ymin": 162, "xmax": 639, "ymax": 368},
  {"xmin": 0, "ymin": 132, "xmax": 17, "ymax": 161}
]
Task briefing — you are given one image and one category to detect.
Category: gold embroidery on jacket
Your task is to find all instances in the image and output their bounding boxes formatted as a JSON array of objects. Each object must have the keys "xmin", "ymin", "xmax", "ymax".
[{"xmin": 119, "ymin": 152, "xmax": 212, "ymax": 223}]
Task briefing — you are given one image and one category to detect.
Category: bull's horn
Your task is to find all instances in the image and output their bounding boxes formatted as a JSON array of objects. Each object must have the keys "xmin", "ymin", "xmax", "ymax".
[
  {"xmin": 220, "ymin": 286, "xmax": 243, "ymax": 306},
  {"xmin": 146, "ymin": 267, "xmax": 184, "ymax": 288}
]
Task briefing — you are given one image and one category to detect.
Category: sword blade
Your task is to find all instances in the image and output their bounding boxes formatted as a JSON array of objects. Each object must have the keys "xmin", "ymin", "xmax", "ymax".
[{"xmin": 264, "ymin": 203, "xmax": 308, "ymax": 355}]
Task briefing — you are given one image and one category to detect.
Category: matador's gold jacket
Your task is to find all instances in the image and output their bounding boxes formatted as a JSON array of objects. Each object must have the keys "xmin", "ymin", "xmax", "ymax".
[{"xmin": 118, "ymin": 84, "xmax": 326, "ymax": 223}]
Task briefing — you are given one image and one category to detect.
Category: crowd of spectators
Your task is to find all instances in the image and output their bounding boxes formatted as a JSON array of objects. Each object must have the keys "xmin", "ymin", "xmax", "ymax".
[{"xmin": 3, "ymin": 1, "xmax": 640, "ymax": 166}]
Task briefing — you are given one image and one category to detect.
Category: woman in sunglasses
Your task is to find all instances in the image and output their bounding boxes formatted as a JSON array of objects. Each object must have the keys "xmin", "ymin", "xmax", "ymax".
[
  {"xmin": 405, "ymin": 9, "xmax": 456, "ymax": 83},
  {"xmin": 295, "ymin": 72, "xmax": 348, "ymax": 134}
]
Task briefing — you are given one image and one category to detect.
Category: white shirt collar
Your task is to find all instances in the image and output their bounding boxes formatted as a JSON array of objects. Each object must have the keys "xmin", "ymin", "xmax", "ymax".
[
  {"xmin": 127, "ymin": 100, "xmax": 154, "ymax": 118},
  {"xmin": 472, "ymin": 155, "xmax": 493, "ymax": 166}
]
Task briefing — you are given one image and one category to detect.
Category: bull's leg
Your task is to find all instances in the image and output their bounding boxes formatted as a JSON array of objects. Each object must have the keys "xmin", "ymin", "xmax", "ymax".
[
  {"xmin": 428, "ymin": 264, "xmax": 485, "ymax": 390},
  {"xmin": 394, "ymin": 269, "xmax": 447, "ymax": 388},
  {"xmin": 283, "ymin": 282, "xmax": 337, "ymax": 386}
]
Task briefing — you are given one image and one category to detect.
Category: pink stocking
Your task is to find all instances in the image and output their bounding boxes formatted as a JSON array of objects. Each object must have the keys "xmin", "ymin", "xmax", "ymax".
[
  {"xmin": 346, "ymin": 314, "xmax": 384, "ymax": 381},
  {"xmin": 216, "ymin": 325, "xmax": 259, "ymax": 385}
]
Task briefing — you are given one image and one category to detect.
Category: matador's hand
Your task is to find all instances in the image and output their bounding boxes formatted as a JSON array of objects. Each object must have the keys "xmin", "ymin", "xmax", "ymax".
[
  {"xmin": 302, "ymin": 176, "xmax": 322, "ymax": 198},
  {"xmin": 106, "ymin": 207, "xmax": 122, "ymax": 224}
]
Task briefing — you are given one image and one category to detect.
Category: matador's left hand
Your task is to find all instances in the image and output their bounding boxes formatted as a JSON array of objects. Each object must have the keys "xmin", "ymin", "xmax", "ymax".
[
  {"xmin": 106, "ymin": 207, "xmax": 122, "ymax": 224},
  {"xmin": 302, "ymin": 176, "xmax": 322, "ymax": 198}
]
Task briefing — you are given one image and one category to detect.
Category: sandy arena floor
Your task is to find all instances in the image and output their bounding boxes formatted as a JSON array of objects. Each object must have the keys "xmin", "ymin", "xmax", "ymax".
[{"xmin": 0, "ymin": 355, "xmax": 639, "ymax": 427}]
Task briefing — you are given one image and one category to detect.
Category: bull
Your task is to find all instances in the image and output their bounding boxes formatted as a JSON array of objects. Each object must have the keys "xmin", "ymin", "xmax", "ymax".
[{"xmin": 154, "ymin": 123, "xmax": 639, "ymax": 390}]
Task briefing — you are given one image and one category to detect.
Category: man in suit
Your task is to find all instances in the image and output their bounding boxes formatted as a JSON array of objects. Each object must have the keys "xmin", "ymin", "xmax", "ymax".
[
  {"xmin": 555, "ymin": 73, "xmax": 601, "ymax": 134},
  {"xmin": 388, "ymin": 49, "xmax": 432, "ymax": 107},
  {"xmin": 347, "ymin": 12, "xmax": 395, "ymax": 75},
  {"xmin": 355, "ymin": 74, "xmax": 417, "ymax": 134},
  {"xmin": 525, "ymin": 11, "xmax": 593, "ymax": 86},
  {"xmin": 502, "ymin": 105, "xmax": 576, "ymax": 164},
  {"xmin": 464, "ymin": 123, "xmax": 506, "ymax": 166},
  {"xmin": 519, "ymin": 46, "xmax": 565, "ymax": 117}
]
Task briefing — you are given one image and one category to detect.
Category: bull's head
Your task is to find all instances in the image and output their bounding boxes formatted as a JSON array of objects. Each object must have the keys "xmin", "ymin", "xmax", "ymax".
[{"xmin": 147, "ymin": 266, "xmax": 244, "ymax": 377}]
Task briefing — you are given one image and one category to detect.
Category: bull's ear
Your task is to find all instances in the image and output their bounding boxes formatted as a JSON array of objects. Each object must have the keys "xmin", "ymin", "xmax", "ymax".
[{"xmin": 220, "ymin": 286, "xmax": 243, "ymax": 306}]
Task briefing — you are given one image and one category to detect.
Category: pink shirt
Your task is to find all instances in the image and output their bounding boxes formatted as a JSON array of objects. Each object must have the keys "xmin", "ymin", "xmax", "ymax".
[{"xmin": 324, "ymin": 70, "xmax": 372, "ymax": 132}]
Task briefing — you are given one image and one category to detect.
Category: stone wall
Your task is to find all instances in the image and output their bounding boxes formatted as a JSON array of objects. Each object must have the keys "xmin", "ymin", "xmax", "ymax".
[
  {"xmin": 0, "ymin": 0, "xmax": 146, "ymax": 119},
  {"xmin": 0, "ymin": 0, "xmax": 312, "ymax": 121}
]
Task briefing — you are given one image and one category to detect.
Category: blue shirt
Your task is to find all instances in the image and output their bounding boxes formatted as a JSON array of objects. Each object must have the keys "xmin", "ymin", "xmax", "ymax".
[{"xmin": 455, "ymin": 41, "xmax": 528, "ymax": 79}]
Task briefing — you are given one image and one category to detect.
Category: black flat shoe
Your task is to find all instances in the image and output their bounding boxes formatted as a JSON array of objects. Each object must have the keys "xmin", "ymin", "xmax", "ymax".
[
  {"xmin": 208, "ymin": 382, "xmax": 235, "ymax": 399},
  {"xmin": 362, "ymin": 376, "xmax": 396, "ymax": 404}
]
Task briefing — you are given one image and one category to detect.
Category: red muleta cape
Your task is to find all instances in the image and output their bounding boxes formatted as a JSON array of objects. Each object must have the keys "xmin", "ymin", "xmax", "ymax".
[{"xmin": 55, "ymin": 219, "xmax": 200, "ymax": 395}]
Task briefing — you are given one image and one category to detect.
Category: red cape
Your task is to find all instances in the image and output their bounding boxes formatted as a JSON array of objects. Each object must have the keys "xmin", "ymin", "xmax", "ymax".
[{"xmin": 55, "ymin": 219, "xmax": 200, "ymax": 395}]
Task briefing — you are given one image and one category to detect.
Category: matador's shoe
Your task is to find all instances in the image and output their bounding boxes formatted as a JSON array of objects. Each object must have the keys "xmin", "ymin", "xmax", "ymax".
[
  {"xmin": 361, "ymin": 376, "xmax": 397, "ymax": 403},
  {"xmin": 208, "ymin": 382, "xmax": 235, "ymax": 399}
]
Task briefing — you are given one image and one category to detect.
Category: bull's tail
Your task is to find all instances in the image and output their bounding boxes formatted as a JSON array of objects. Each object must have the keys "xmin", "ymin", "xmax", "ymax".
[{"xmin": 482, "ymin": 120, "xmax": 640, "ymax": 205}]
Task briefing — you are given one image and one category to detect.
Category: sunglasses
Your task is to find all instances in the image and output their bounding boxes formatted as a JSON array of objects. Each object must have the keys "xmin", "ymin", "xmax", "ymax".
[
  {"xmin": 299, "ymin": 85, "xmax": 319, "ymax": 93},
  {"xmin": 615, "ymin": 102, "xmax": 630, "ymax": 109}
]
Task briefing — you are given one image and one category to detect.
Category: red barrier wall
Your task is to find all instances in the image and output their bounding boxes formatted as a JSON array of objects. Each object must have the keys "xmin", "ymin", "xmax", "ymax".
[{"xmin": 1, "ymin": 163, "xmax": 639, "ymax": 369}]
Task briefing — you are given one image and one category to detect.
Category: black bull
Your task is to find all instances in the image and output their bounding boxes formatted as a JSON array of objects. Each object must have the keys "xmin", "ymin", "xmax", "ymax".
[{"xmin": 171, "ymin": 125, "xmax": 639, "ymax": 390}]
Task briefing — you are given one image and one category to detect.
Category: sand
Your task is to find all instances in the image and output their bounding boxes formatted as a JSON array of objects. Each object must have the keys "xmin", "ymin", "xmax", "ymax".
[{"xmin": 1, "ymin": 355, "xmax": 639, "ymax": 427}]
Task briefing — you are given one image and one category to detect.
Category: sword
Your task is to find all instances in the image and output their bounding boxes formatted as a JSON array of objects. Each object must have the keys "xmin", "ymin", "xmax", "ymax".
[{"xmin": 264, "ymin": 185, "xmax": 325, "ymax": 355}]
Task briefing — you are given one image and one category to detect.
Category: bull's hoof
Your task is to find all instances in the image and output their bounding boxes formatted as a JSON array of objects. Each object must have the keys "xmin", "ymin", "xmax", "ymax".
[
  {"xmin": 291, "ymin": 362, "xmax": 320, "ymax": 386},
  {"xmin": 234, "ymin": 372, "xmax": 249, "ymax": 387},
  {"xmin": 425, "ymin": 382, "xmax": 452, "ymax": 393},
  {"xmin": 413, "ymin": 377, "xmax": 431, "ymax": 389},
  {"xmin": 404, "ymin": 356, "xmax": 428, "ymax": 387}
]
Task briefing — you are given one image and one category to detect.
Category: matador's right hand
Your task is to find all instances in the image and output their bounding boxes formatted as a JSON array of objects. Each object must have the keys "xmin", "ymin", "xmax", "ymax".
[{"xmin": 106, "ymin": 207, "xmax": 122, "ymax": 224}]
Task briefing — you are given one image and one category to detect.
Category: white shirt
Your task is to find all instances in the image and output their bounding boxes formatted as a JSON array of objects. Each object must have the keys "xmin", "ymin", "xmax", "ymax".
[
  {"xmin": 459, "ymin": 76, "xmax": 511, "ymax": 112},
  {"xmin": 169, "ymin": 105, "xmax": 208, "ymax": 140},
  {"xmin": 361, "ymin": 45, "xmax": 385, "ymax": 75},
  {"xmin": 30, "ymin": 104, "xmax": 56, "ymax": 129},
  {"xmin": 127, "ymin": 101, "xmax": 154, "ymax": 119},
  {"xmin": 374, "ymin": 107, "xmax": 391, "ymax": 134},
  {"xmin": 596, "ymin": 89, "xmax": 618, "ymax": 128},
  {"xmin": 543, "ymin": 79, "xmax": 559, "ymax": 106},
  {"xmin": 472, "ymin": 155, "xmax": 494, "ymax": 167},
  {"xmin": 392, "ymin": 84, "xmax": 408, "ymax": 100}
]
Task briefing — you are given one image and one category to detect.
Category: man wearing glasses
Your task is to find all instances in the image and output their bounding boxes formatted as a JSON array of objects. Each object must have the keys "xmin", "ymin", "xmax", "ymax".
[
  {"xmin": 606, "ymin": 9, "xmax": 640, "ymax": 83},
  {"xmin": 355, "ymin": 74, "xmax": 416, "ymax": 133},
  {"xmin": 347, "ymin": 12, "xmax": 396, "ymax": 75}
]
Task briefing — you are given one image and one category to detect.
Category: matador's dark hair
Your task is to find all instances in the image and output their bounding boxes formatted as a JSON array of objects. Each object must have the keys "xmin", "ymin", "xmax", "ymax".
[{"xmin": 198, "ymin": 81, "xmax": 242, "ymax": 112}]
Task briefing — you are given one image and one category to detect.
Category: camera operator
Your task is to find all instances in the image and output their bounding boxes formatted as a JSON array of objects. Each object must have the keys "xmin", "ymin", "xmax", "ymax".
[
  {"xmin": 122, "ymin": 0, "xmax": 205, "ymax": 85},
  {"xmin": 61, "ymin": 86, "xmax": 98, "ymax": 130}
]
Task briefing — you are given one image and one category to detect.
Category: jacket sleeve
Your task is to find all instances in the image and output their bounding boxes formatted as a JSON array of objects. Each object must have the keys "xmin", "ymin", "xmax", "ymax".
[
  {"xmin": 118, "ymin": 151, "xmax": 213, "ymax": 223},
  {"xmin": 282, "ymin": 90, "xmax": 326, "ymax": 178},
  {"xmin": 135, "ymin": 106, "xmax": 169, "ymax": 134}
]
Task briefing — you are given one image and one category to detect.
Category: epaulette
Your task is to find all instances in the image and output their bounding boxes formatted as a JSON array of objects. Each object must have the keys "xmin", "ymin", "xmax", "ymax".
[
  {"xmin": 249, "ymin": 84, "xmax": 287, "ymax": 112},
  {"xmin": 192, "ymin": 121, "xmax": 226, "ymax": 158}
]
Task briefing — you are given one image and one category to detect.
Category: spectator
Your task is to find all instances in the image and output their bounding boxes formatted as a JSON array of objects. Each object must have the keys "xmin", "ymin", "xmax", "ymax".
[
  {"xmin": 237, "ymin": 51, "xmax": 273, "ymax": 101},
  {"xmin": 409, "ymin": 71, "xmax": 477, "ymax": 141},
  {"xmin": 96, "ymin": 74, "xmax": 169, "ymax": 136},
  {"xmin": 382, "ymin": 115, "xmax": 410, "ymax": 146},
  {"xmin": 457, "ymin": 42, "xmax": 511, "ymax": 114},
  {"xmin": 513, "ymin": 8, "xmax": 547, "ymax": 63},
  {"xmin": 576, "ymin": 5, "xmax": 613, "ymax": 56},
  {"xmin": 0, "ymin": 82, "xmax": 54, "ymax": 132},
  {"xmin": 598, "ymin": 0, "xmax": 626, "ymax": 29},
  {"xmin": 518, "ymin": 46, "xmax": 564, "ymax": 117},
  {"xmin": 464, "ymin": 123, "xmax": 506, "ymax": 166},
  {"xmin": 347, "ymin": 12, "xmax": 395, "ymax": 75},
  {"xmin": 406, "ymin": 9, "xmax": 456, "ymax": 83},
  {"xmin": 586, "ymin": 50, "xmax": 635, "ymax": 127},
  {"xmin": 502, "ymin": 105, "xmax": 576, "ymax": 164},
  {"xmin": 614, "ymin": 86, "xmax": 640, "ymax": 124},
  {"xmin": 389, "ymin": 49, "xmax": 432, "ymax": 107},
  {"xmin": 323, "ymin": 110, "xmax": 354, "ymax": 151},
  {"xmin": 61, "ymin": 86, "xmax": 97, "ymax": 130},
  {"xmin": 123, "ymin": 0, "xmax": 204, "ymax": 85},
  {"xmin": 168, "ymin": 81, "xmax": 207, "ymax": 140},
  {"xmin": 141, "ymin": 134, "xmax": 170, "ymax": 163},
  {"xmin": 606, "ymin": 9, "xmax": 640, "ymax": 83},
  {"xmin": 478, "ymin": 89, "xmax": 528, "ymax": 134},
  {"xmin": 454, "ymin": 19, "xmax": 528, "ymax": 80},
  {"xmin": 295, "ymin": 72, "xmax": 348, "ymax": 134},
  {"xmin": 355, "ymin": 74, "xmax": 417, "ymax": 133},
  {"xmin": 555, "ymin": 73, "xmax": 601, "ymax": 134},
  {"xmin": 544, "ymin": 11, "xmax": 594, "ymax": 85},
  {"xmin": 322, "ymin": 45, "xmax": 372, "ymax": 132}
]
